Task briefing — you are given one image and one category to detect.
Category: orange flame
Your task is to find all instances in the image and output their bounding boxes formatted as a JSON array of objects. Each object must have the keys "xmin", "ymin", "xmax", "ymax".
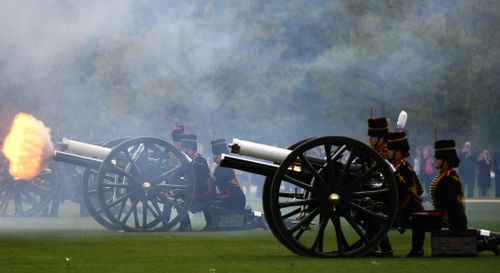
[{"xmin": 1, "ymin": 113, "xmax": 54, "ymax": 180}]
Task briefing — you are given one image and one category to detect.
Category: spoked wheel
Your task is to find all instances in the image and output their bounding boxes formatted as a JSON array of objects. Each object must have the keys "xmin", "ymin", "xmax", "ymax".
[
  {"xmin": 262, "ymin": 137, "xmax": 316, "ymax": 246},
  {"xmin": 0, "ymin": 164, "xmax": 57, "ymax": 217},
  {"xmin": 81, "ymin": 137, "xmax": 129, "ymax": 230},
  {"xmin": 266, "ymin": 136, "xmax": 397, "ymax": 257},
  {"xmin": 97, "ymin": 137, "xmax": 195, "ymax": 231}
]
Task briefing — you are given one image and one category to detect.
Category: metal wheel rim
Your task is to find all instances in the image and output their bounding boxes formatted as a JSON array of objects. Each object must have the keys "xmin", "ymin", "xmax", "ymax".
[
  {"xmin": 81, "ymin": 137, "xmax": 129, "ymax": 230},
  {"xmin": 97, "ymin": 137, "xmax": 195, "ymax": 231},
  {"xmin": 268, "ymin": 136, "xmax": 397, "ymax": 257},
  {"xmin": 262, "ymin": 137, "xmax": 316, "ymax": 246},
  {"xmin": 0, "ymin": 163, "xmax": 57, "ymax": 217}
]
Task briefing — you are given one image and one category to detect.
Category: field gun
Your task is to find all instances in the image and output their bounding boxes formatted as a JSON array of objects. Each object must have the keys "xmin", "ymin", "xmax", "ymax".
[
  {"xmin": 220, "ymin": 136, "xmax": 398, "ymax": 257},
  {"xmin": 55, "ymin": 137, "xmax": 196, "ymax": 231},
  {"xmin": 1, "ymin": 115, "xmax": 196, "ymax": 232}
]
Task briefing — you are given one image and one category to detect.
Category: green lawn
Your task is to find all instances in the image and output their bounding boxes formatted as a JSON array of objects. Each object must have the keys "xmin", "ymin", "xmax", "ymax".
[{"xmin": 0, "ymin": 201, "xmax": 499, "ymax": 273}]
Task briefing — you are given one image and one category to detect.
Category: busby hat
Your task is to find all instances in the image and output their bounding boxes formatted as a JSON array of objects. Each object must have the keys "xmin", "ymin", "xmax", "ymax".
[
  {"xmin": 387, "ymin": 130, "xmax": 410, "ymax": 152},
  {"xmin": 180, "ymin": 134, "xmax": 197, "ymax": 151},
  {"xmin": 368, "ymin": 117, "xmax": 389, "ymax": 137},
  {"xmin": 211, "ymin": 138, "xmax": 229, "ymax": 155},
  {"xmin": 171, "ymin": 124, "xmax": 185, "ymax": 142},
  {"xmin": 434, "ymin": 139, "xmax": 460, "ymax": 167}
]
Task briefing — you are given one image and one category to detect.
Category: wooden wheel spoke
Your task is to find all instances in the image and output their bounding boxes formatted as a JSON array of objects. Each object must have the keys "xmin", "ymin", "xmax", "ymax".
[
  {"xmin": 278, "ymin": 197, "xmax": 322, "ymax": 209},
  {"xmin": 278, "ymin": 192, "xmax": 303, "ymax": 198},
  {"xmin": 282, "ymin": 207, "xmax": 302, "ymax": 220},
  {"xmin": 20, "ymin": 187, "xmax": 38, "ymax": 207},
  {"xmin": 283, "ymin": 174, "xmax": 322, "ymax": 194},
  {"xmin": 123, "ymin": 148, "xmax": 146, "ymax": 180},
  {"xmin": 346, "ymin": 188, "xmax": 389, "ymax": 199},
  {"xmin": 348, "ymin": 201, "xmax": 387, "ymax": 221},
  {"xmin": 299, "ymin": 154, "xmax": 328, "ymax": 189},
  {"xmin": 154, "ymin": 192, "xmax": 183, "ymax": 210},
  {"xmin": 102, "ymin": 182, "xmax": 132, "ymax": 188},
  {"xmin": 324, "ymin": 144, "xmax": 338, "ymax": 187},
  {"xmin": 150, "ymin": 198, "xmax": 169, "ymax": 224},
  {"xmin": 331, "ymin": 212, "xmax": 347, "ymax": 253},
  {"xmin": 344, "ymin": 164, "xmax": 379, "ymax": 190},
  {"xmin": 132, "ymin": 202, "xmax": 140, "ymax": 227},
  {"xmin": 340, "ymin": 207, "xmax": 369, "ymax": 243},
  {"xmin": 340, "ymin": 146, "xmax": 355, "ymax": 182},
  {"xmin": 106, "ymin": 164, "xmax": 140, "ymax": 184},
  {"xmin": 105, "ymin": 191, "xmax": 133, "ymax": 208},
  {"xmin": 154, "ymin": 183, "xmax": 191, "ymax": 190},
  {"xmin": 153, "ymin": 165, "xmax": 183, "ymax": 183},
  {"xmin": 288, "ymin": 207, "xmax": 321, "ymax": 234},
  {"xmin": 311, "ymin": 213, "xmax": 329, "ymax": 252},
  {"xmin": 26, "ymin": 182, "xmax": 52, "ymax": 193},
  {"xmin": 119, "ymin": 199, "xmax": 138, "ymax": 224},
  {"xmin": 142, "ymin": 200, "xmax": 148, "ymax": 228},
  {"xmin": 330, "ymin": 144, "xmax": 347, "ymax": 162}
]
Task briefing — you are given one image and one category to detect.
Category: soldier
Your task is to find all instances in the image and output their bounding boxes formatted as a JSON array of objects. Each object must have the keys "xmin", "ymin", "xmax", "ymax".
[
  {"xmin": 368, "ymin": 117, "xmax": 389, "ymax": 159},
  {"xmin": 386, "ymin": 130, "xmax": 424, "ymax": 230},
  {"xmin": 177, "ymin": 134, "xmax": 215, "ymax": 231},
  {"xmin": 210, "ymin": 138, "xmax": 246, "ymax": 210},
  {"xmin": 170, "ymin": 123, "xmax": 184, "ymax": 149},
  {"xmin": 366, "ymin": 116, "xmax": 393, "ymax": 256},
  {"xmin": 406, "ymin": 140, "xmax": 499, "ymax": 257}
]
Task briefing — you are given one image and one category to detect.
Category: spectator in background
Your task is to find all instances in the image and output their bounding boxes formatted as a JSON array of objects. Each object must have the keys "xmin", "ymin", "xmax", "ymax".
[
  {"xmin": 494, "ymin": 149, "xmax": 500, "ymax": 198},
  {"xmin": 459, "ymin": 141, "xmax": 476, "ymax": 198},
  {"xmin": 477, "ymin": 149, "xmax": 492, "ymax": 197},
  {"xmin": 420, "ymin": 145, "xmax": 434, "ymax": 197},
  {"xmin": 413, "ymin": 147, "xmax": 422, "ymax": 179}
]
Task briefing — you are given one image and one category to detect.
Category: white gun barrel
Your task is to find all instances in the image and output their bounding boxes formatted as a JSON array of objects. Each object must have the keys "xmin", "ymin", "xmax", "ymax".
[
  {"xmin": 229, "ymin": 139, "xmax": 291, "ymax": 163},
  {"xmin": 59, "ymin": 137, "xmax": 111, "ymax": 160}
]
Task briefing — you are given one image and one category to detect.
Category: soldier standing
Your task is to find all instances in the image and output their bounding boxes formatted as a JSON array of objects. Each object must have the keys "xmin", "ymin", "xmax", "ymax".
[
  {"xmin": 368, "ymin": 116, "xmax": 390, "ymax": 159},
  {"xmin": 366, "ymin": 116, "xmax": 393, "ymax": 256},
  {"xmin": 459, "ymin": 141, "xmax": 476, "ymax": 198}
]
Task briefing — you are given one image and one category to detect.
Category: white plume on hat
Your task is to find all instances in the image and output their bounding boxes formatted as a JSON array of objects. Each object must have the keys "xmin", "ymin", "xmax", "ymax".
[{"xmin": 396, "ymin": 111, "xmax": 408, "ymax": 129}]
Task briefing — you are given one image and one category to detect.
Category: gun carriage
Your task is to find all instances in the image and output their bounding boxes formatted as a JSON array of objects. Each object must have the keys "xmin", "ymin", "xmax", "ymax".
[
  {"xmin": 220, "ymin": 136, "xmax": 398, "ymax": 257},
  {"xmin": 1, "ymin": 136, "xmax": 197, "ymax": 231}
]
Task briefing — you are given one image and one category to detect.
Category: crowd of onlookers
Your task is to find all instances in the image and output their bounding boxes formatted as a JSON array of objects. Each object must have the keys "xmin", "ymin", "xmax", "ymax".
[{"xmin": 412, "ymin": 141, "xmax": 500, "ymax": 199}]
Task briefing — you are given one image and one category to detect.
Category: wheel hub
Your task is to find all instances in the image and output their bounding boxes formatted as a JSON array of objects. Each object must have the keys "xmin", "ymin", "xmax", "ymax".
[
  {"xmin": 142, "ymin": 181, "xmax": 152, "ymax": 192},
  {"xmin": 328, "ymin": 193, "xmax": 341, "ymax": 205}
]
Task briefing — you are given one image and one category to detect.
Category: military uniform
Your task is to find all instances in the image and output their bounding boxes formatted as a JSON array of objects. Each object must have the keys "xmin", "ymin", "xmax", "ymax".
[
  {"xmin": 210, "ymin": 138, "xmax": 246, "ymax": 210},
  {"xmin": 392, "ymin": 159, "xmax": 425, "ymax": 227},
  {"xmin": 177, "ymin": 134, "xmax": 215, "ymax": 231},
  {"xmin": 366, "ymin": 117, "xmax": 392, "ymax": 256},
  {"xmin": 368, "ymin": 117, "xmax": 389, "ymax": 159},
  {"xmin": 387, "ymin": 130, "xmax": 424, "ymax": 228},
  {"xmin": 407, "ymin": 140, "xmax": 467, "ymax": 257}
]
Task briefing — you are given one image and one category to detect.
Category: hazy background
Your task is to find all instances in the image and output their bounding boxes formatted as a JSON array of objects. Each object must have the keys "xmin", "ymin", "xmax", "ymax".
[{"xmin": 1, "ymin": 0, "xmax": 499, "ymax": 153}]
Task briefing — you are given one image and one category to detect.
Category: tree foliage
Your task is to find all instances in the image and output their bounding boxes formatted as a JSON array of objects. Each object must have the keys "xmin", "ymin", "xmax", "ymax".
[{"xmin": 1, "ymin": 0, "xmax": 499, "ymax": 152}]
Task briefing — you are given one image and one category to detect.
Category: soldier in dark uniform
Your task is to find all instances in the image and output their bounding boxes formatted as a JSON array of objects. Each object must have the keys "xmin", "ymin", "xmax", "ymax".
[
  {"xmin": 210, "ymin": 138, "xmax": 246, "ymax": 210},
  {"xmin": 177, "ymin": 134, "xmax": 215, "ymax": 231},
  {"xmin": 368, "ymin": 116, "xmax": 390, "ymax": 159},
  {"xmin": 170, "ymin": 123, "xmax": 184, "ymax": 149},
  {"xmin": 386, "ymin": 130, "xmax": 424, "ymax": 230},
  {"xmin": 406, "ymin": 140, "xmax": 499, "ymax": 257},
  {"xmin": 366, "ymin": 116, "xmax": 393, "ymax": 256}
]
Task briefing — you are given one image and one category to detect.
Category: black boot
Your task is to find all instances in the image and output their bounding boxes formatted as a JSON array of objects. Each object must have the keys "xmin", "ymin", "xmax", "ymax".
[
  {"xmin": 405, "ymin": 249, "xmax": 424, "ymax": 258},
  {"xmin": 478, "ymin": 237, "xmax": 499, "ymax": 255},
  {"xmin": 177, "ymin": 217, "xmax": 192, "ymax": 232},
  {"xmin": 377, "ymin": 236, "xmax": 393, "ymax": 257}
]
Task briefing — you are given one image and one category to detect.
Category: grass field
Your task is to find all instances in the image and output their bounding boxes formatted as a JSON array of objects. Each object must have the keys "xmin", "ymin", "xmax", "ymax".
[{"xmin": 0, "ymin": 200, "xmax": 499, "ymax": 273}]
